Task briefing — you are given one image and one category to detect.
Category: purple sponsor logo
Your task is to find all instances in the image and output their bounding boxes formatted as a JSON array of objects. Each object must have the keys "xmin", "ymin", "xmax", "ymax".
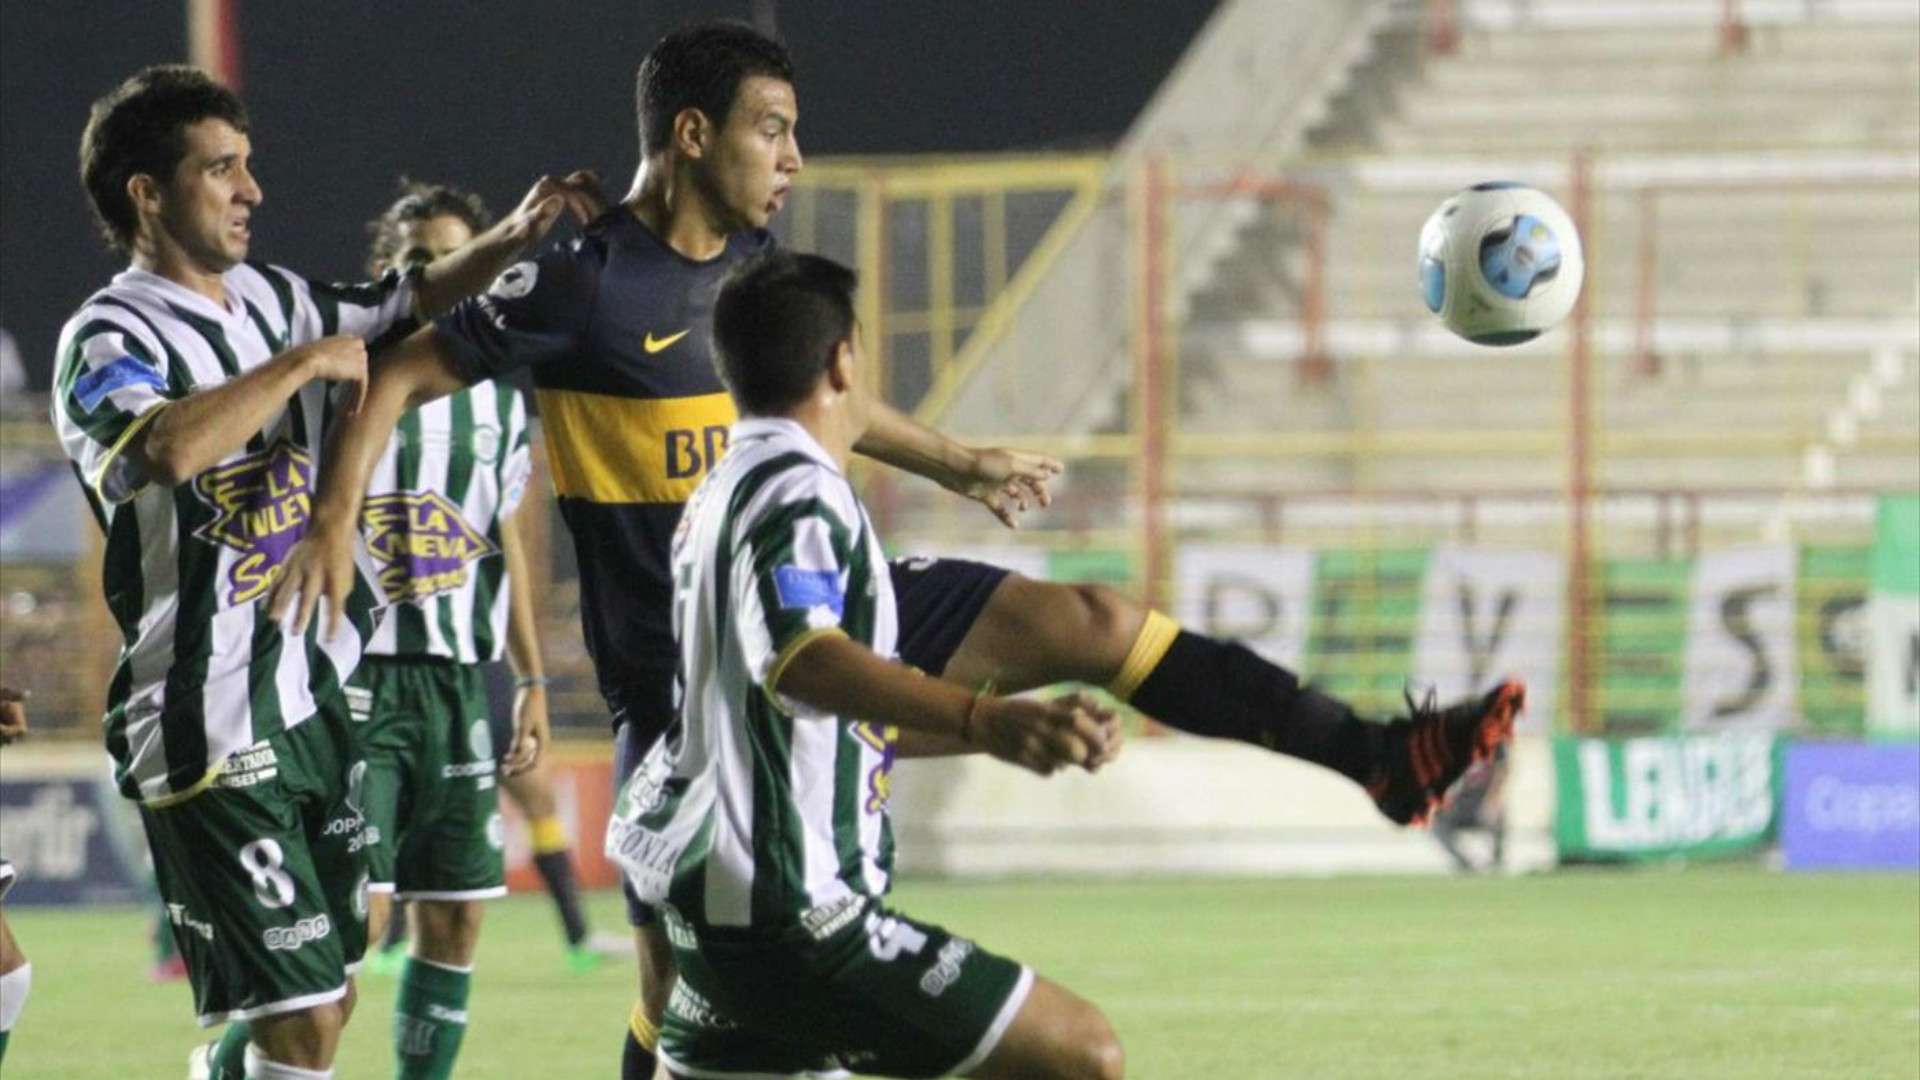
[
  {"xmin": 360, "ymin": 490, "xmax": 496, "ymax": 603},
  {"xmin": 851, "ymin": 721, "xmax": 898, "ymax": 814},
  {"xmin": 192, "ymin": 439, "xmax": 313, "ymax": 605},
  {"xmin": 1781, "ymin": 743, "xmax": 1920, "ymax": 871}
]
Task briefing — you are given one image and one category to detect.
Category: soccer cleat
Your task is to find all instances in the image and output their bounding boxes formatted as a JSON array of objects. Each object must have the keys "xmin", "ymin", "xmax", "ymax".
[
  {"xmin": 365, "ymin": 946, "xmax": 406, "ymax": 977},
  {"xmin": 1366, "ymin": 678, "xmax": 1524, "ymax": 827}
]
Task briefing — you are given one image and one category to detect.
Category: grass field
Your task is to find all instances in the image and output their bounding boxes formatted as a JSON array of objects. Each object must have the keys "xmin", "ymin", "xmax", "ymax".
[{"xmin": 5, "ymin": 866, "xmax": 1916, "ymax": 1079}]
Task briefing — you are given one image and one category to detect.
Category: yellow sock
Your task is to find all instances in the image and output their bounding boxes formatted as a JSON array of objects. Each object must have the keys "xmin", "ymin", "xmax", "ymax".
[
  {"xmin": 1107, "ymin": 610, "xmax": 1180, "ymax": 701},
  {"xmin": 629, "ymin": 1002, "xmax": 659, "ymax": 1051},
  {"xmin": 531, "ymin": 815, "xmax": 569, "ymax": 856}
]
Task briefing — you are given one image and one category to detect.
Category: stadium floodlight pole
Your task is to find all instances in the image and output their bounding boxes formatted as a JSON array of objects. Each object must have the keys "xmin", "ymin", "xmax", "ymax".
[{"xmin": 187, "ymin": 0, "xmax": 241, "ymax": 89}]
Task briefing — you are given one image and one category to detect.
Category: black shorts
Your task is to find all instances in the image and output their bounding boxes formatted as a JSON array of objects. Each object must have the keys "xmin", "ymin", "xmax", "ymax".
[
  {"xmin": 888, "ymin": 556, "xmax": 1011, "ymax": 677},
  {"xmin": 605, "ymin": 556, "xmax": 1011, "ymax": 927}
]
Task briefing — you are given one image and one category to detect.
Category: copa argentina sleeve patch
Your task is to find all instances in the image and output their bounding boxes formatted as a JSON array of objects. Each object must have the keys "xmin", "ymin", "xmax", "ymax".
[
  {"xmin": 73, "ymin": 355, "xmax": 165, "ymax": 411},
  {"xmin": 773, "ymin": 565, "xmax": 847, "ymax": 618}
]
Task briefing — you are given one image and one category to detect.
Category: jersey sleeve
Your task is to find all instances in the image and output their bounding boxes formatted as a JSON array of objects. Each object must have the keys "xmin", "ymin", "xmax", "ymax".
[
  {"xmin": 52, "ymin": 319, "xmax": 175, "ymax": 504},
  {"xmin": 433, "ymin": 240, "xmax": 598, "ymax": 383},
  {"xmin": 271, "ymin": 264, "xmax": 418, "ymax": 346},
  {"xmin": 731, "ymin": 467, "xmax": 861, "ymax": 719},
  {"xmin": 497, "ymin": 386, "xmax": 533, "ymax": 518}
]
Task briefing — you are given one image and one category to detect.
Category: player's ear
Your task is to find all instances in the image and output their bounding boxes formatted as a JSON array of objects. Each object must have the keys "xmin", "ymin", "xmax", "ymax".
[
  {"xmin": 673, "ymin": 107, "xmax": 710, "ymax": 160},
  {"xmin": 127, "ymin": 173, "xmax": 164, "ymax": 221},
  {"xmin": 826, "ymin": 338, "xmax": 854, "ymax": 394}
]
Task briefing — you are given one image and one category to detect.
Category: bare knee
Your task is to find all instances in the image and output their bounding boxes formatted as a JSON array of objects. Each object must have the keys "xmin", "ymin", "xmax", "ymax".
[
  {"xmin": 1067, "ymin": 1003, "xmax": 1125, "ymax": 1080},
  {"xmin": 1070, "ymin": 584, "xmax": 1142, "ymax": 661},
  {"xmin": 251, "ymin": 1001, "xmax": 346, "ymax": 1069},
  {"xmin": 413, "ymin": 900, "xmax": 484, "ymax": 967}
]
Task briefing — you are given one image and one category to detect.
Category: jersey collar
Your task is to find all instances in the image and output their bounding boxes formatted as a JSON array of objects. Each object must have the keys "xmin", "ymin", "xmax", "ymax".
[{"xmin": 730, "ymin": 416, "xmax": 840, "ymax": 474}]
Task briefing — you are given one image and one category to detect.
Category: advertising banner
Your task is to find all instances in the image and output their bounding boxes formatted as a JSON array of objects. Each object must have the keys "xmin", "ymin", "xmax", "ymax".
[
  {"xmin": 1684, "ymin": 545, "xmax": 1799, "ymax": 731},
  {"xmin": 499, "ymin": 753, "xmax": 621, "ymax": 892},
  {"xmin": 1780, "ymin": 742, "xmax": 1920, "ymax": 870},
  {"xmin": 1413, "ymin": 545, "xmax": 1564, "ymax": 731},
  {"xmin": 0, "ymin": 773, "xmax": 147, "ymax": 905},
  {"xmin": 1553, "ymin": 732, "xmax": 1780, "ymax": 860},
  {"xmin": 1173, "ymin": 543, "xmax": 1315, "ymax": 670}
]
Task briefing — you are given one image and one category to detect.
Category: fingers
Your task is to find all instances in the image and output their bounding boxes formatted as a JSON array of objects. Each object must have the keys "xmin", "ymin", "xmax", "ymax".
[{"xmin": 561, "ymin": 169, "xmax": 608, "ymax": 220}]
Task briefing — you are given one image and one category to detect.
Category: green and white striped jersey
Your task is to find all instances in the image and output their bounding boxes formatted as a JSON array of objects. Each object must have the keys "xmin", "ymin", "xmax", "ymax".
[
  {"xmin": 51, "ymin": 263, "xmax": 409, "ymax": 804},
  {"xmin": 359, "ymin": 381, "xmax": 531, "ymax": 663},
  {"xmin": 608, "ymin": 417, "xmax": 899, "ymax": 931}
]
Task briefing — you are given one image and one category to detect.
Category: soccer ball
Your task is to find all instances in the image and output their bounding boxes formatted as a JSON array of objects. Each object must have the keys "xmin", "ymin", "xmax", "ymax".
[{"xmin": 1417, "ymin": 182, "xmax": 1584, "ymax": 346}]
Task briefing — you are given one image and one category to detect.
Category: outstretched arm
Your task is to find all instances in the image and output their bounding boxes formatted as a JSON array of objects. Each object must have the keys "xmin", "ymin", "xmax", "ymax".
[
  {"xmin": 773, "ymin": 632, "xmax": 1121, "ymax": 776},
  {"xmin": 853, "ymin": 398, "xmax": 1064, "ymax": 528},
  {"xmin": 412, "ymin": 172, "xmax": 603, "ymax": 318}
]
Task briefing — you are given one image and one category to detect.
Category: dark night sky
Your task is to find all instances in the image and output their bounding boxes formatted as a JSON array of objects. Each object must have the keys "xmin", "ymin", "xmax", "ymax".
[{"xmin": 0, "ymin": 1, "xmax": 1220, "ymax": 388}]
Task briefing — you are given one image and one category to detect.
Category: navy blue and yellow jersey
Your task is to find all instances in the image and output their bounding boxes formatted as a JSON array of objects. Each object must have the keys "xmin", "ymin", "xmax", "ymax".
[{"xmin": 435, "ymin": 212, "xmax": 772, "ymax": 709}]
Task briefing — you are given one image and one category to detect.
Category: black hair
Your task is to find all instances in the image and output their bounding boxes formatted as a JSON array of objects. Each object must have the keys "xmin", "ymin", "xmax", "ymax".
[
  {"xmin": 636, "ymin": 20, "xmax": 794, "ymax": 156},
  {"xmin": 712, "ymin": 250, "xmax": 857, "ymax": 416},
  {"xmin": 364, "ymin": 179, "xmax": 494, "ymax": 275},
  {"xmin": 79, "ymin": 65, "xmax": 250, "ymax": 253}
]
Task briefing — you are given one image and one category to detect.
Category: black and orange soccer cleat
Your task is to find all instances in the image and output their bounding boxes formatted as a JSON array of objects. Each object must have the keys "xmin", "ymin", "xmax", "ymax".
[{"xmin": 1366, "ymin": 678, "xmax": 1525, "ymax": 827}]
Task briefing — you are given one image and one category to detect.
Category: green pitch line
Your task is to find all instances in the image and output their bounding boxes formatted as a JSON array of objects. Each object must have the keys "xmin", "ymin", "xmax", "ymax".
[{"xmin": 3, "ymin": 866, "xmax": 1914, "ymax": 1078}]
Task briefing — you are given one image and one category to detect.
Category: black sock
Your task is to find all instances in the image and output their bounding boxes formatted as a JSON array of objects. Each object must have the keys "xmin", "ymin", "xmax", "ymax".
[
  {"xmin": 532, "ymin": 850, "xmax": 591, "ymax": 948},
  {"xmin": 622, "ymin": 1026, "xmax": 658, "ymax": 1080},
  {"xmin": 1128, "ymin": 631, "xmax": 1382, "ymax": 784}
]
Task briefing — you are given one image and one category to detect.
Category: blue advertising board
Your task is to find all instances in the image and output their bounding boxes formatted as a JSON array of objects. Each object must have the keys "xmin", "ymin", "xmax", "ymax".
[
  {"xmin": 0, "ymin": 774, "xmax": 147, "ymax": 905},
  {"xmin": 1780, "ymin": 743, "xmax": 1920, "ymax": 871}
]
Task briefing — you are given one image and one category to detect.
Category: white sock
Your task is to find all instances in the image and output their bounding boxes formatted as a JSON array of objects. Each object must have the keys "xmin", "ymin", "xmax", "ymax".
[
  {"xmin": 0, "ymin": 962, "xmax": 29, "ymax": 1032},
  {"xmin": 243, "ymin": 1043, "xmax": 333, "ymax": 1079}
]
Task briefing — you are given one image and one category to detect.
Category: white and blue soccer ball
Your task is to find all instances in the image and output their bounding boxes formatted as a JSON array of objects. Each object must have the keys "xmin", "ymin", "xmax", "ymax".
[{"xmin": 1418, "ymin": 182, "xmax": 1584, "ymax": 346}]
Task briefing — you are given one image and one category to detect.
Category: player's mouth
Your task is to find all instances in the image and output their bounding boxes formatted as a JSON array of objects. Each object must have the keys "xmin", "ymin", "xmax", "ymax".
[
  {"xmin": 767, "ymin": 186, "xmax": 789, "ymax": 215},
  {"xmin": 230, "ymin": 217, "xmax": 251, "ymax": 240}
]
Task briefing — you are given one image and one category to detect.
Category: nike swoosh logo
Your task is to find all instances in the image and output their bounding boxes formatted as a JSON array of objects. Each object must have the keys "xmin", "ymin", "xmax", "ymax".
[{"xmin": 644, "ymin": 329, "xmax": 691, "ymax": 354}]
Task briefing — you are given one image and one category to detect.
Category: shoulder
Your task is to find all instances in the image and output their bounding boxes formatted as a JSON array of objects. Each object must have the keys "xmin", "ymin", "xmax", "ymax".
[
  {"xmin": 58, "ymin": 287, "xmax": 165, "ymax": 362},
  {"xmin": 733, "ymin": 453, "xmax": 857, "ymax": 533}
]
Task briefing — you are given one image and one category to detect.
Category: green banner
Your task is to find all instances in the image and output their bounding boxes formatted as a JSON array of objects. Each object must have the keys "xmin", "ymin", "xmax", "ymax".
[
  {"xmin": 1553, "ymin": 733, "xmax": 1781, "ymax": 860},
  {"xmin": 1868, "ymin": 495, "xmax": 1920, "ymax": 736},
  {"xmin": 1871, "ymin": 495, "xmax": 1920, "ymax": 595}
]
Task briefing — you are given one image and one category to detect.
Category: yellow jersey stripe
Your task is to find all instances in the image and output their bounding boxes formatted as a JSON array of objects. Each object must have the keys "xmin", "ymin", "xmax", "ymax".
[{"xmin": 534, "ymin": 388, "xmax": 738, "ymax": 503}]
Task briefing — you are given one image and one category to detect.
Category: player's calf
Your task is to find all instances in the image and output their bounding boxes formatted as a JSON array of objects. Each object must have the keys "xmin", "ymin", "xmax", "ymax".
[{"xmin": 969, "ymin": 976, "xmax": 1124, "ymax": 1080}]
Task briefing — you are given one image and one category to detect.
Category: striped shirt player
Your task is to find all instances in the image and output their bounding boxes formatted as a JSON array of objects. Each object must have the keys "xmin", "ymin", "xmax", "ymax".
[
  {"xmin": 52, "ymin": 263, "xmax": 401, "ymax": 805},
  {"xmin": 347, "ymin": 381, "xmax": 533, "ymax": 908},
  {"xmin": 611, "ymin": 416, "xmax": 897, "ymax": 927},
  {"xmin": 359, "ymin": 382, "xmax": 531, "ymax": 663},
  {"xmin": 52, "ymin": 260, "xmax": 402, "ymax": 1028},
  {"xmin": 609, "ymin": 416, "xmax": 1036, "ymax": 1078}
]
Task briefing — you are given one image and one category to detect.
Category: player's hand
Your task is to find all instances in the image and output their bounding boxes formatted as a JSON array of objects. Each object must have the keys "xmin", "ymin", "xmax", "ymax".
[
  {"xmin": 503, "ymin": 682, "xmax": 549, "ymax": 777},
  {"xmin": 949, "ymin": 447, "xmax": 1063, "ymax": 529},
  {"xmin": 266, "ymin": 523, "xmax": 358, "ymax": 640},
  {"xmin": 970, "ymin": 691, "xmax": 1117, "ymax": 776},
  {"xmin": 502, "ymin": 171, "xmax": 607, "ymax": 252},
  {"xmin": 0, "ymin": 686, "xmax": 28, "ymax": 745},
  {"xmin": 292, "ymin": 335, "xmax": 369, "ymax": 416}
]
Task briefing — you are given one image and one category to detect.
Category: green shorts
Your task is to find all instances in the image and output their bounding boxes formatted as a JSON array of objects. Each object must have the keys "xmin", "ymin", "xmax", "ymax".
[
  {"xmin": 140, "ymin": 700, "xmax": 371, "ymax": 1027},
  {"xmin": 345, "ymin": 656, "xmax": 505, "ymax": 901},
  {"xmin": 658, "ymin": 900, "xmax": 1033, "ymax": 1079}
]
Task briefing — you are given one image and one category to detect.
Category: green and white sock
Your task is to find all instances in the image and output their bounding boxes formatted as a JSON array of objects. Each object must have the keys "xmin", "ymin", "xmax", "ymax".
[
  {"xmin": 394, "ymin": 957, "xmax": 472, "ymax": 1080},
  {"xmin": 208, "ymin": 1021, "xmax": 251, "ymax": 1079}
]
